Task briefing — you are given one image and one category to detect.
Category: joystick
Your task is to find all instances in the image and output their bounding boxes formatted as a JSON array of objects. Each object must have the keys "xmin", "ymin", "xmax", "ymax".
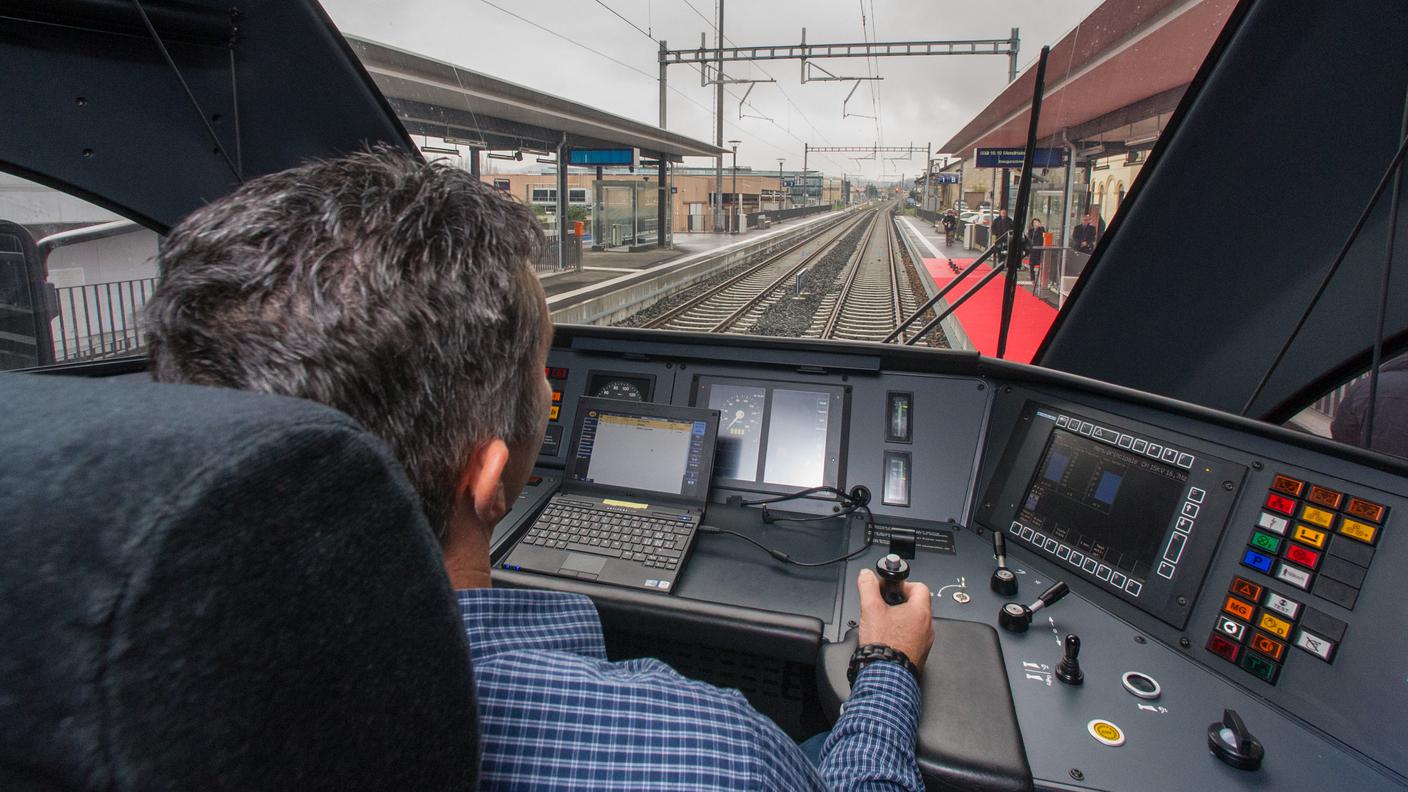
[
  {"xmin": 1208, "ymin": 709, "xmax": 1264, "ymax": 771},
  {"xmin": 876, "ymin": 553, "xmax": 910, "ymax": 605},
  {"xmin": 998, "ymin": 581, "xmax": 1070, "ymax": 633},
  {"xmin": 989, "ymin": 531, "xmax": 1018, "ymax": 596},
  {"xmin": 1055, "ymin": 633, "xmax": 1084, "ymax": 685}
]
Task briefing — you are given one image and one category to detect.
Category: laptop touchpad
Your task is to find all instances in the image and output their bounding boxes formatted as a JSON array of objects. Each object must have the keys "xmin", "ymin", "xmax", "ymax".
[{"xmin": 560, "ymin": 553, "xmax": 607, "ymax": 578}]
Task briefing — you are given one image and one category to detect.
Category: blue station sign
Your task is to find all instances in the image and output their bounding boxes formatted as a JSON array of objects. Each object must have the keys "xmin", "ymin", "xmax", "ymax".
[
  {"xmin": 567, "ymin": 148, "xmax": 636, "ymax": 167},
  {"xmin": 975, "ymin": 147, "xmax": 1067, "ymax": 168}
]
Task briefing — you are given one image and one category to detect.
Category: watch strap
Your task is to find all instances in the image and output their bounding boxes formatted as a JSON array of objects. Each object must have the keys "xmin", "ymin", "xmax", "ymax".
[{"xmin": 847, "ymin": 642, "xmax": 920, "ymax": 685}]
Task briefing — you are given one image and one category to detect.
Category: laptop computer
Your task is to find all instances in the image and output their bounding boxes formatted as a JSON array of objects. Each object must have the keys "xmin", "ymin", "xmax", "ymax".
[{"xmin": 502, "ymin": 397, "xmax": 720, "ymax": 593}]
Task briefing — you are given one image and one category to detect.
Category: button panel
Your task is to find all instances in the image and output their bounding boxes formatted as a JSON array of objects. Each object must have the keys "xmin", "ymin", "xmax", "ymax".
[
  {"xmin": 1238, "ymin": 472, "xmax": 1388, "ymax": 611},
  {"xmin": 1206, "ymin": 573, "xmax": 1350, "ymax": 685}
]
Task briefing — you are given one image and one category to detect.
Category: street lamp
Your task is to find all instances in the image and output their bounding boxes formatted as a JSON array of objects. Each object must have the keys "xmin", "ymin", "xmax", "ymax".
[
  {"xmin": 777, "ymin": 158, "xmax": 785, "ymax": 211},
  {"xmin": 728, "ymin": 139, "xmax": 741, "ymax": 234}
]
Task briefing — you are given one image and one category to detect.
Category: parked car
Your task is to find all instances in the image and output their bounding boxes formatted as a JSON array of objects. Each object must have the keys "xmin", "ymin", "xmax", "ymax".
[{"xmin": 960, "ymin": 209, "xmax": 993, "ymax": 225}]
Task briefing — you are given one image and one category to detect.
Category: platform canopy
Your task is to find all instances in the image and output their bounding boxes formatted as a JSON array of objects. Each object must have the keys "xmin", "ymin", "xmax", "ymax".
[
  {"xmin": 940, "ymin": 0, "xmax": 1235, "ymax": 157},
  {"xmin": 347, "ymin": 37, "xmax": 725, "ymax": 162}
]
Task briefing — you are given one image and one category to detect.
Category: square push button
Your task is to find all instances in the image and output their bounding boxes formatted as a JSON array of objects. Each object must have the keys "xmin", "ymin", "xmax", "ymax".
[
  {"xmin": 1223, "ymin": 594, "xmax": 1256, "ymax": 622},
  {"xmin": 1249, "ymin": 531, "xmax": 1282, "ymax": 555},
  {"xmin": 1346, "ymin": 497, "xmax": 1387, "ymax": 524},
  {"xmin": 1241, "ymin": 548, "xmax": 1275, "ymax": 575},
  {"xmin": 1132, "ymin": 439, "xmax": 1148, "ymax": 453},
  {"xmin": 1239, "ymin": 651, "xmax": 1281, "ymax": 684},
  {"xmin": 1177, "ymin": 453, "xmax": 1194, "ymax": 469},
  {"xmin": 1338, "ymin": 517, "xmax": 1379, "ymax": 546},
  {"xmin": 1257, "ymin": 512, "xmax": 1290, "ymax": 535},
  {"xmin": 1189, "ymin": 487, "xmax": 1207, "ymax": 503},
  {"xmin": 1292, "ymin": 524, "xmax": 1328, "ymax": 550},
  {"xmin": 1306, "ymin": 485, "xmax": 1343, "ymax": 510},
  {"xmin": 1300, "ymin": 505, "xmax": 1335, "ymax": 529},
  {"xmin": 1274, "ymin": 562, "xmax": 1312, "ymax": 590},
  {"xmin": 1057, "ymin": 415, "xmax": 1069, "ymax": 427},
  {"xmin": 1264, "ymin": 493, "xmax": 1297, "ymax": 516},
  {"xmin": 1256, "ymin": 612, "xmax": 1293, "ymax": 640},
  {"xmin": 1207, "ymin": 633, "xmax": 1241, "ymax": 663},
  {"xmin": 1216, "ymin": 615, "xmax": 1248, "ymax": 643},
  {"xmin": 1264, "ymin": 592, "xmax": 1302, "ymax": 620},
  {"xmin": 1284, "ymin": 543, "xmax": 1322, "ymax": 570},
  {"xmin": 1229, "ymin": 576, "xmax": 1263, "ymax": 602},
  {"xmin": 1270, "ymin": 475, "xmax": 1305, "ymax": 496},
  {"xmin": 1293, "ymin": 629, "xmax": 1338, "ymax": 663},
  {"xmin": 1248, "ymin": 631, "xmax": 1287, "ymax": 662}
]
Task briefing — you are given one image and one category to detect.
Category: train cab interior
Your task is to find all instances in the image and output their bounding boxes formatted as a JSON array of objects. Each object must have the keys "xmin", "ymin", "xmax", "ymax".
[{"xmin": 2, "ymin": 1, "xmax": 1407, "ymax": 790}]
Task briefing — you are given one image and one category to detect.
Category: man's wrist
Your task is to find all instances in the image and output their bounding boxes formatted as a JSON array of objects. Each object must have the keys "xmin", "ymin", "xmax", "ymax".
[{"xmin": 847, "ymin": 643, "xmax": 921, "ymax": 685}]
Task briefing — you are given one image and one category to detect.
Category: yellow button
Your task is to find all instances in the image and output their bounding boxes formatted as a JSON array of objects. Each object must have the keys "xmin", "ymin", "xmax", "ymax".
[
  {"xmin": 1257, "ymin": 612, "xmax": 1292, "ymax": 639},
  {"xmin": 1300, "ymin": 505, "xmax": 1335, "ymax": 528},
  {"xmin": 1339, "ymin": 517, "xmax": 1379, "ymax": 545},
  {"xmin": 1292, "ymin": 524, "xmax": 1328, "ymax": 549},
  {"xmin": 1087, "ymin": 719, "xmax": 1125, "ymax": 747},
  {"xmin": 548, "ymin": 405, "xmax": 560, "ymax": 421}
]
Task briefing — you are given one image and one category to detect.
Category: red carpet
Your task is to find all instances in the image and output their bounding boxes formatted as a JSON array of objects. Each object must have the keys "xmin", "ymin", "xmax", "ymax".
[{"xmin": 921, "ymin": 258, "xmax": 1057, "ymax": 364}]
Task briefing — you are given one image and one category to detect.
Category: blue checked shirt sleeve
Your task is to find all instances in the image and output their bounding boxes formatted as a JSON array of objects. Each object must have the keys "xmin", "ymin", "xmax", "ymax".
[{"xmin": 816, "ymin": 661, "xmax": 925, "ymax": 790}]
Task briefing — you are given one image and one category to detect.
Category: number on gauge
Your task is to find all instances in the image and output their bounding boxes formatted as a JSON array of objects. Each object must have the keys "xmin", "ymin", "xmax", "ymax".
[{"xmin": 594, "ymin": 379, "xmax": 645, "ymax": 401}]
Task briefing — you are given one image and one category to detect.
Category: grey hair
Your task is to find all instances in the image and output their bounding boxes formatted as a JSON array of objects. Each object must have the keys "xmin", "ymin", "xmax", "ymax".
[{"xmin": 146, "ymin": 146, "xmax": 548, "ymax": 535}]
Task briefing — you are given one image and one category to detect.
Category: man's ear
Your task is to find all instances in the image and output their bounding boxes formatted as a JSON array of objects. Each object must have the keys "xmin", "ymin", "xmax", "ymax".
[{"xmin": 456, "ymin": 439, "xmax": 511, "ymax": 525}]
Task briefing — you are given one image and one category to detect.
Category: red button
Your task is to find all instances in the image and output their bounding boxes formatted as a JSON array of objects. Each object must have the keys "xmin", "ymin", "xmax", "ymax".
[
  {"xmin": 1306, "ymin": 485, "xmax": 1343, "ymax": 509},
  {"xmin": 1270, "ymin": 475, "xmax": 1305, "ymax": 497},
  {"xmin": 1264, "ymin": 493, "xmax": 1297, "ymax": 516},
  {"xmin": 1207, "ymin": 633, "xmax": 1241, "ymax": 662},
  {"xmin": 1284, "ymin": 543, "xmax": 1321, "ymax": 570},
  {"xmin": 1229, "ymin": 576, "xmax": 1263, "ymax": 602}
]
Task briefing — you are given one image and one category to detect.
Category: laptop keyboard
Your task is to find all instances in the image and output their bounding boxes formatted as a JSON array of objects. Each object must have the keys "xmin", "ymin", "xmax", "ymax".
[{"xmin": 523, "ymin": 502, "xmax": 691, "ymax": 571}]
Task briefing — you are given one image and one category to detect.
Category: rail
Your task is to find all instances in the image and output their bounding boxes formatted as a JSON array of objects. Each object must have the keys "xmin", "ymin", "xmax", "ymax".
[{"xmin": 49, "ymin": 277, "xmax": 159, "ymax": 363}]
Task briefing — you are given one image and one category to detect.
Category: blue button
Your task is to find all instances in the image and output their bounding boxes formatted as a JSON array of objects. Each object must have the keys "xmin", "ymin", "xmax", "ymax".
[{"xmin": 1241, "ymin": 547, "xmax": 1275, "ymax": 574}]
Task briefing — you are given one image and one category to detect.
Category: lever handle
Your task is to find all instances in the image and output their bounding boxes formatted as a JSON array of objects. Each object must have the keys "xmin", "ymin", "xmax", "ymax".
[
  {"xmin": 1064, "ymin": 633, "xmax": 1081, "ymax": 660},
  {"xmin": 992, "ymin": 530, "xmax": 1007, "ymax": 561},
  {"xmin": 1039, "ymin": 581, "xmax": 1069, "ymax": 607}
]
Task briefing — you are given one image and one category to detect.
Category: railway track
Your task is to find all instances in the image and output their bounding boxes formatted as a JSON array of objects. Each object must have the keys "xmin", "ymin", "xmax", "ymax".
[
  {"xmin": 815, "ymin": 210, "xmax": 904, "ymax": 341},
  {"xmin": 644, "ymin": 208, "xmax": 874, "ymax": 334}
]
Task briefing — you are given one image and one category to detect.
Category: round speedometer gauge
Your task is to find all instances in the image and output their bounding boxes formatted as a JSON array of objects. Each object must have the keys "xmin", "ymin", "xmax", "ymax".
[{"xmin": 594, "ymin": 379, "xmax": 645, "ymax": 401}]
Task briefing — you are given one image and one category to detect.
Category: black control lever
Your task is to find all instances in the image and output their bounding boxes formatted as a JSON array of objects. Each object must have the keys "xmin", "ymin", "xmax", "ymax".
[
  {"xmin": 1055, "ymin": 633, "xmax": 1084, "ymax": 685},
  {"xmin": 876, "ymin": 553, "xmax": 910, "ymax": 606},
  {"xmin": 1208, "ymin": 709, "xmax": 1264, "ymax": 771},
  {"xmin": 998, "ymin": 581, "xmax": 1069, "ymax": 633},
  {"xmin": 990, "ymin": 531, "xmax": 1018, "ymax": 596}
]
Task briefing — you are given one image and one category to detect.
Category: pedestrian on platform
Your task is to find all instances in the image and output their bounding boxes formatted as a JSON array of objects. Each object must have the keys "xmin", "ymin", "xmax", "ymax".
[
  {"xmin": 990, "ymin": 208, "xmax": 1014, "ymax": 256},
  {"xmin": 1028, "ymin": 217, "xmax": 1045, "ymax": 287},
  {"xmin": 1073, "ymin": 211, "xmax": 1100, "ymax": 255},
  {"xmin": 942, "ymin": 210, "xmax": 958, "ymax": 246}
]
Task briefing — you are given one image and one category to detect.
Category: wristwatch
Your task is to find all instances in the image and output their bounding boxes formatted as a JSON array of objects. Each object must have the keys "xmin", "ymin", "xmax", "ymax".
[{"xmin": 847, "ymin": 643, "xmax": 921, "ymax": 685}]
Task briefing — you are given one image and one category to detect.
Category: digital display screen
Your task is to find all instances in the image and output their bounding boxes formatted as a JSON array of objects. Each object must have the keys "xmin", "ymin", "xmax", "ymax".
[
  {"xmin": 572, "ymin": 409, "xmax": 709, "ymax": 497},
  {"xmin": 708, "ymin": 383, "xmax": 766, "ymax": 481},
  {"xmin": 1018, "ymin": 429, "xmax": 1188, "ymax": 583},
  {"xmin": 763, "ymin": 388, "xmax": 832, "ymax": 487},
  {"xmin": 883, "ymin": 451, "xmax": 911, "ymax": 506}
]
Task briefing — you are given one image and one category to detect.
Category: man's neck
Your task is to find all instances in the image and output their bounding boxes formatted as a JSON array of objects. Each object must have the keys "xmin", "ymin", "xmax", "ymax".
[{"xmin": 442, "ymin": 515, "xmax": 494, "ymax": 589}]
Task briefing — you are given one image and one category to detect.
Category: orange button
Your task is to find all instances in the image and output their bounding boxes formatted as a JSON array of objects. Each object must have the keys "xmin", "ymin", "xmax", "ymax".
[
  {"xmin": 1270, "ymin": 475, "xmax": 1305, "ymax": 497},
  {"xmin": 1223, "ymin": 595, "xmax": 1256, "ymax": 622},
  {"xmin": 551, "ymin": 390, "xmax": 564, "ymax": 404},
  {"xmin": 1292, "ymin": 524, "xmax": 1328, "ymax": 549},
  {"xmin": 1265, "ymin": 493, "xmax": 1297, "ymax": 515},
  {"xmin": 1339, "ymin": 517, "xmax": 1379, "ymax": 545},
  {"xmin": 1257, "ymin": 611, "xmax": 1293, "ymax": 639},
  {"xmin": 1306, "ymin": 485, "xmax": 1343, "ymax": 510},
  {"xmin": 1229, "ymin": 576, "xmax": 1263, "ymax": 603},
  {"xmin": 1299, "ymin": 504, "xmax": 1335, "ymax": 528},
  {"xmin": 1249, "ymin": 631, "xmax": 1287, "ymax": 662},
  {"xmin": 548, "ymin": 405, "xmax": 560, "ymax": 421},
  {"xmin": 1346, "ymin": 497, "xmax": 1387, "ymax": 524}
]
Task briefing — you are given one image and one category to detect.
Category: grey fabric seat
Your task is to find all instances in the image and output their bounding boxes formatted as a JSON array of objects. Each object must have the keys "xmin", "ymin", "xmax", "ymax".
[{"xmin": 0, "ymin": 373, "xmax": 479, "ymax": 791}]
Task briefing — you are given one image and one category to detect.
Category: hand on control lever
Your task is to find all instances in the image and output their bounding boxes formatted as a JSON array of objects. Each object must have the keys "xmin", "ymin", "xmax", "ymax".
[{"xmin": 857, "ymin": 568, "xmax": 934, "ymax": 671}]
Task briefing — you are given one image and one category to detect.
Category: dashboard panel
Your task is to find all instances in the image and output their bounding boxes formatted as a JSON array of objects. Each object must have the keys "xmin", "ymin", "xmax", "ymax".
[{"xmin": 492, "ymin": 326, "xmax": 1407, "ymax": 790}]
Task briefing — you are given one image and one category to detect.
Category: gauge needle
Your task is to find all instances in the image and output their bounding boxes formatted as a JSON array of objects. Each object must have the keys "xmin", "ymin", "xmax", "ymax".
[{"xmin": 727, "ymin": 409, "xmax": 745, "ymax": 430}]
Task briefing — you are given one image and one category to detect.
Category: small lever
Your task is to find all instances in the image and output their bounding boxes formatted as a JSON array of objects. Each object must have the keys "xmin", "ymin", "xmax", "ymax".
[
  {"xmin": 990, "ymin": 531, "xmax": 1018, "ymax": 596},
  {"xmin": 1055, "ymin": 633, "xmax": 1084, "ymax": 685},
  {"xmin": 998, "ymin": 581, "xmax": 1070, "ymax": 633},
  {"xmin": 1208, "ymin": 708, "xmax": 1264, "ymax": 771},
  {"xmin": 876, "ymin": 553, "xmax": 910, "ymax": 606}
]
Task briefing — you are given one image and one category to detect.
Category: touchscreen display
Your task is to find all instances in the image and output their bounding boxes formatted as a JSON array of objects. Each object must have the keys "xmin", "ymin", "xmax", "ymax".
[
  {"xmin": 695, "ymin": 376, "xmax": 846, "ymax": 492},
  {"xmin": 707, "ymin": 383, "xmax": 767, "ymax": 481},
  {"xmin": 763, "ymin": 388, "xmax": 833, "ymax": 487},
  {"xmin": 1018, "ymin": 429, "xmax": 1188, "ymax": 582}
]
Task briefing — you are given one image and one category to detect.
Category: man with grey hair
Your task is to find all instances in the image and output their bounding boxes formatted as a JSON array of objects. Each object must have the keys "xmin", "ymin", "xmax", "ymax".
[{"xmin": 147, "ymin": 147, "xmax": 932, "ymax": 790}]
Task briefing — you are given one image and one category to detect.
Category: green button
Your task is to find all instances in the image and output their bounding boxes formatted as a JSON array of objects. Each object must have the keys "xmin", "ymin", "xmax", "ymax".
[
  {"xmin": 1250, "ymin": 530, "xmax": 1282, "ymax": 554},
  {"xmin": 1239, "ymin": 651, "xmax": 1280, "ymax": 683}
]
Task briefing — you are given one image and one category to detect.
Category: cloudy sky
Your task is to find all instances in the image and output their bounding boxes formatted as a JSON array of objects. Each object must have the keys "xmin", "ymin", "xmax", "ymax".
[{"xmin": 321, "ymin": 0, "xmax": 1101, "ymax": 181}]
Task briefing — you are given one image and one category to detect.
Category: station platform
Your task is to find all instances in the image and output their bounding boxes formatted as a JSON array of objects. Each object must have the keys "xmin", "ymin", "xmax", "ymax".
[
  {"xmin": 541, "ymin": 214, "xmax": 836, "ymax": 301},
  {"xmin": 894, "ymin": 215, "xmax": 1058, "ymax": 364}
]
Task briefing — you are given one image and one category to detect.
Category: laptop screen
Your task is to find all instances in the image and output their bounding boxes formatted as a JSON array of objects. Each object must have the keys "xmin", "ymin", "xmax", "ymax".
[{"xmin": 566, "ymin": 398, "xmax": 718, "ymax": 504}]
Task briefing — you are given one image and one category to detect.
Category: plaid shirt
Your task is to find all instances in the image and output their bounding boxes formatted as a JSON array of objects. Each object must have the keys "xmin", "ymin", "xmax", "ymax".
[{"xmin": 458, "ymin": 588, "xmax": 923, "ymax": 790}]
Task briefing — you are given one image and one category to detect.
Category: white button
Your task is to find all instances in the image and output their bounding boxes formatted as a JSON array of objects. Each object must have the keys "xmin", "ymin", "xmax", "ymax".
[
  {"xmin": 1044, "ymin": 538, "xmax": 1058, "ymax": 552},
  {"xmin": 1011, "ymin": 521, "xmax": 1023, "ymax": 533},
  {"xmin": 1057, "ymin": 545, "xmax": 1071, "ymax": 560},
  {"xmin": 1133, "ymin": 439, "xmax": 1148, "ymax": 453},
  {"xmin": 1070, "ymin": 551, "xmax": 1085, "ymax": 567},
  {"xmin": 1082, "ymin": 557, "xmax": 1098, "ymax": 574},
  {"xmin": 1020, "ymin": 525, "xmax": 1034, "ymax": 540},
  {"xmin": 1182, "ymin": 502, "xmax": 1200, "ymax": 518},
  {"xmin": 1161, "ymin": 448, "xmax": 1180, "ymax": 463},
  {"xmin": 1147, "ymin": 443, "xmax": 1163, "ymax": 458},
  {"xmin": 1177, "ymin": 453, "xmax": 1195, "ymax": 469},
  {"xmin": 1157, "ymin": 561, "xmax": 1176, "ymax": 579},
  {"xmin": 1265, "ymin": 592, "xmax": 1302, "ymax": 620},
  {"xmin": 1080, "ymin": 422, "xmax": 1094, "ymax": 436},
  {"xmin": 1217, "ymin": 616, "xmax": 1247, "ymax": 642},
  {"xmin": 1057, "ymin": 415, "xmax": 1069, "ymax": 427},
  {"xmin": 1176, "ymin": 517, "xmax": 1195, "ymax": 534},
  {"xmin": 1125, "ymin": 580, "xmax": 1143, "ymax": 597},
  {"xmin": 1118, "ymin": 434, "xmax": 1134, "ymax": 449},
  {"xmin": 1111, "ymin": 572, "xmax": 1127, "ymax": 588},
  {"xmin": 1257, "ymin": 512, "xmax": 1289, "ymax": 535},
  {"xmin": 1275, "ymin": 562, "xmax": 1312, "ymax": 590},
  {"xmin": 1163, "ymin": 532, "xmax": 1187, "ymax": 564},
  {"xmin": 1097, "ymin": 564, "xmax": 1112, "ymax": 581},
  {"xmin": 1188, "ymin": 487, "xmax": 1206, "ymax": 503},
  {"xmin": 1293, "ymin": 629, "xmax": 1336, "ymax": 662}
]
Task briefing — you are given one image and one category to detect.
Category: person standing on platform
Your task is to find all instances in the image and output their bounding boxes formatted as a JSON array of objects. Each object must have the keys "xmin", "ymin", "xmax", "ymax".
[
  {"xmin": 1028, "ymin": 217, "xmax": 1045, "ymax": 287},
  {"xmin": 942, "ymin": 210, "xmax": 958, "ymax": 246},
  {"xmin": 990, "ymin": 208, "xmax": 1014, "ymax": 257},
  {"xmin": 1073, "ymin": 211, "xmax": 1100, "ymax": 255}
]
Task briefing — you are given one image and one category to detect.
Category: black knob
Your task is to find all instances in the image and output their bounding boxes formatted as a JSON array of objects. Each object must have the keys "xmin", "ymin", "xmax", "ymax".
[
  {"xmin": 876, "ymin": 553, "xmax": 909, "ymax": 606},
  {"xmin": 998, "ymin": 602, "xmax": 1032, "ymax": 633},
  {"xmin": 1055, "ymin": 633, "xmax": 1084, "ymax": 685},
  {"xmin": 1208, "ymin": 709, "xmax": 1264, "ymax": 771}
]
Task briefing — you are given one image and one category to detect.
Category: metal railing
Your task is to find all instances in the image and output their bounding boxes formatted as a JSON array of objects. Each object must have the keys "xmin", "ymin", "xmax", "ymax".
[
  {"xmin": 50, "ymin": 277, "xmax": 158, "ymax": 363},
  {"xmin": 533, "ymin": 233, "xmax": 583, "ymax": 274}
]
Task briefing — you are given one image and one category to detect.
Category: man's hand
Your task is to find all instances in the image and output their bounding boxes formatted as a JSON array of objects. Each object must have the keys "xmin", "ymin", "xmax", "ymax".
[{"xmin": 856, "ymin": 568, "xmax": 934, "ymax": 671}]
